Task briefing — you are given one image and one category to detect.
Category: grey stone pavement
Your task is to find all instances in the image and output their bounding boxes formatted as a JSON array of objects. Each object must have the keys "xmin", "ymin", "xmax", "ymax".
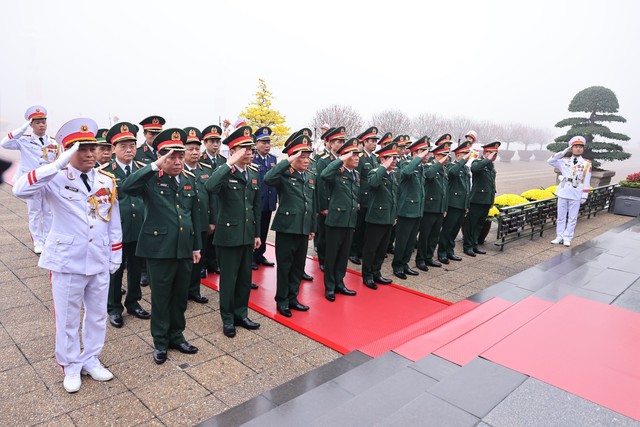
[{"xmin": 0, "ymin": 159, "xmax": 635, "ymax": 426}]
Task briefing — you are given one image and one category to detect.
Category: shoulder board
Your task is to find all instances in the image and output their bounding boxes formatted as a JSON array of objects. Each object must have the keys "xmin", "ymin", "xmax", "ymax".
[
  {"xmin": 321, "ymin": 153, "xmax": 330, "ymax": 159},
  {"xmin": 307, "ymin": 170, "xmax": 317, "ymax": 176},
  {"xmin": 354, "ymin": 169, "xmax": 360, "ymax": 176},
  {"xmin": 199, "ymin": 162, "xmax": 212, "ymax": 168},
  {"xmin": 49, "ymin": 136, "xmax": 56, "ymax": 140},
  {"xmin": 359, "ymin": 152, "xmax": 365, "ymax": 157},
  {"xmin": 135, "ymin": 161, "xmax": 146, "ymax": 168},
  {"xmin": 248, "ymin": 163, "xmax": 259, "ymax": 171},
  {"xmin": 182, "ymin": 169, "xmax": 195, "ymax": 178},
  {"xmin": 98, "ymin": 169, "xmax": 115, "ymax": 179},
  {"xmin": 96, "ymin": 163, "xmax": 110, "ymax": 171},
  {"xmin": 310, "ymin": 157, "xmax": 317, "ymax": 163}
]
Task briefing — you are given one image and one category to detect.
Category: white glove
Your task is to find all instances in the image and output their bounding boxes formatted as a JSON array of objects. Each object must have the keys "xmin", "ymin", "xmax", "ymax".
[
  {"xmin": 109, "ymin": 262, "xmax": 121, "ymax": 275},
  {"xmin": 7, "ymin": 122, "xmax": 30, "ymax": 139},
  {"xmin": 54, "ymin": 142, "xmax": 80, "ymax": 170}
]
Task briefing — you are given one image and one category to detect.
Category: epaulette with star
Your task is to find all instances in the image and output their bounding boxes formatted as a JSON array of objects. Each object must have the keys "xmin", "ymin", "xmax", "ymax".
[
  {"xmin": 321, "ymin": 153, "xmax": 330, "ymax": 159},
  {"xmin": 248, "ymin": 163, "xmax": 259, "ymax": 172},
  {"xmin": 182, "ymin": 169, "xmax": 195, "ymax": 178},
  {"xmin": 98, "ymin": 168, "xmax": 116, "ymax": 179},
  {"xmin": 96, "ymin": 163, "xmax": 110, "ymax": 171},
  {"xmin": 359, "ymin": 152, "xmax": 365, "ymax": 157},
  {"xmin": 135, "ymin": 161, "xmax": 146, "ymax": 168},
  {"xmin": 199, "ymin": 162, "xmax": 212, "ymax": 168}
]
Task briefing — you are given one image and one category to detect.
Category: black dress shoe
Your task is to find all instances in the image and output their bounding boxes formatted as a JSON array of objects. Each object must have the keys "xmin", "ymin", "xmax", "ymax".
[
  {"xmin": 416, "ymin": 262, "xmax": 429, "ymax": 272},
  {"xmin": 473, "ymin": 247, "xmax": 486, "ymax": 254},
  {"xmin": 302, "ymin": 272, "xmax": 313, "ymax": 281},
  {"xmin": 319, "ymin": 264, "xmax": 325, "ymax": 272},
  {"xmin": 251, "ymin": 262, "xmax": 258, "ymax": 270},
  {"xmin": 464, "ymin": 249, "xmax": 477, "ymax": 257},
  {"xmin": 170, "ymin": 342, "xmax": 198, "ymax": 354},
  {"xmin": 338, "ymin": 287, "xmax": 357, "ymax": 296},
  {"xmin": 374, "ymin": 276, "xmax": 392, "ymax": 285},
  {"xmin": 109, "ymin": 314, "xmax": 123, "ymax": 328},
  {"xmin": 223, "ymin": 324, "xmax": 236, "ymax": 338},
  {"xmin": 200, "ymin": 267, "xmax": 208, "ymax": 278},
  {"xmin": 127, "ymin": 307, "xmax": 151, "ymax": 319},
  {"xmin": 426, "ymin": 259, "xmax": 442, "ymax": 268},
  {"xmin": 277, "ymin": 306, "xmax": 292, "ymax": 317},
  {"xmin": 189, "ymin": 294, "xmax": 209, "ymax": 304},
  {"xmin": 448, "ymin": 254, "xmax": 463, "ymax": 261},
  {"xmin": 325, "ymin": 292, "xmax": 336, "ymax": 302},
  {"xmin": 404, "ymin": 267, "xmax": 419, "ymax": 276},
  {"xmin": 363, "ymin": 279, "xmax": 378, "ymax": 290},
  {"xmin": 234, "ymin": 317, "xmax": 260, "ymax": 329},
  {"xmin": 259, "ymin": 258, "xmax": 275, "ymax": 266},
  {"xmin": 438, "ymin": 257, "xmax": 450, "ymax": 265},
  {"xmin": 251, "ymin": 283, "xmax": 259, "ymax": 289},
  {"xmin": 394, "ymin": 271, "xmax": 407, "ymax": 280},
  {"xmin": 153, "ymin": 349, "xmax": 167, "ymax": 364},
  {"xmin": 289, "ymin": 301, "xmax": 310, "ymax": 311},
  {"xmin": 349, "ymin": 256, "xmax": 362, "ymax": 265}
]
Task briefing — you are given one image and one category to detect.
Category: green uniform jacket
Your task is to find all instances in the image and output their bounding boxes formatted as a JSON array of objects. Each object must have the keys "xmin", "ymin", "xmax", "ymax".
[
  {"xmin": 263, "ymin": 159, "xmax": 317, "ymax": 235},
  {"xmin": 314, "ymin": 152, "xmax": 336, "ymax": 212},
  {"xmin": 200, "ymin": 152, "xmax": 226, "ymax": 170},
  {"xmin": 134, "ymin": 143, "xmax": 157, "ymax": 164},
  {"xmin": 101, "ymin": 160, "xmax": 145, "ymax": 243},
  {"xmin": 120, "ymin": 164, "xmax": 202, "ymax": 259},
  {"xmin": 365, "ymin": 166, "xmax": 397, "ymax": 225},
  {"xmin": 320, "ymin": 158, "xmax": 360, "ymax": 228},
  {"xmin": 446, "ymin": 159, "xmax": 471, "ymax": 210},
  {"xmin": 356, "ymin": 151, "xmax": 379, "ymax": 208},
  {"xmin": 205, "ymin": 164, "xmax": 261, "ymax": 247},
  {"xmin": 423, "ymin": 161, "xmax": 448, "ymax": 214},
  {"xmin": 469, "ymin": 158, "xmax": 497, "ymax": 204},
  {"xmin": 396, "ymin": 156, "xmax": 425, "ymax": 218},
  {"xmin": 187, "ymin": 162, "xmax": 217, "ymax": 232}
]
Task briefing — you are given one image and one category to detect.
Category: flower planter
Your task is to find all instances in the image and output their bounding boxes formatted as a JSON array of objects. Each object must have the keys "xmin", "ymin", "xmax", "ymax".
[
  {"xmin": 517, "ymin": 150, "xmax": 533, "ymax": 161},
  {"xmin": 499, "ymin": 150, "xmax": 515, "ymax": 163},
  {"xmin": 613, "ymin": 186, "xmax": 640, "ymax": 217},
  {"xmin": 532, "ymin": 150, "xmax": 550, "ymax": 161}
]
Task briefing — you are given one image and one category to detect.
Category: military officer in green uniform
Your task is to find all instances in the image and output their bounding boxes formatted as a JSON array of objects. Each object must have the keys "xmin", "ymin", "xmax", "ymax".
[
  {"xmin": 120, "ymin": 128, "xmax": 202, "ymax": 364},
  {"xmin": 264, "ymin": 134, "xmax": 316, "ymax": 317},
  {"xmin": 437, "ymin": 140, "xmax": 472, "ymax": 264},
  {"xmin": 415, "ymin": 135, "xmax": 451, "ymax": 271},
  {"xmin": 315, "ymin": 127, "xmax": 344, "ymax": 271},
  {"xmin": 135, "ymin": 115, "xmax": 165, "ymax": 165},
  {"xmin": 205, "ymin": 126, "xmax": 261, "ymax": 338},
  {"xmin": 94, "ymin": 129, "xmax": 113, "ymax": 166},
  {"xmin": 102, "ymin": 122, "xmax": 150, "ymax": 328},
  {"xmin": 349, "ymin": 126, "xmax": 380, "ymax": 265},
  {"xmin": 199, "ymin": 124, "xmax": 226, "ymax": 275},
  {"xmin": 392, "ymin": 138, "xmax": 430, "ymax": 279},
  {"xmin": 183, "ymin": 126, "xmax": 213, "ymax": 304},
  {"xmin": 361, "ymin": 142, "xmax": 399, "ymax": 289},
  {"xmin": 320, "ymin": 137, "xmax": 361, "ymax": 301},
  {"xmin": 463, "ymin": 141, "xmax": 500, "ymax": 256}
]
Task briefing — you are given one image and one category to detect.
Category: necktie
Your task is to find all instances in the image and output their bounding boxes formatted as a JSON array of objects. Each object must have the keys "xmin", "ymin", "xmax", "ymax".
[
  {"xmin": 38, "ymin": 137, "xmax": 44, "ymax": 146},
  {"xmin": 244, "ymin": 170, "xmax": 249, "ymax": 181},
  {"xmin": 302, "ymin": 172, "xmax": 306, "ymax": 181},
  {"xmin": 125, "ymin": 165, "xmax": 131, "ymax": 176},
  {"xmin": 352, "ymin": 171, "xmax": 357, "ymax": 181},
  {"xmin": 80, "ymin": 173, "xmax": 91, "ymax": 192},
  {"xmin": 573, "ymin": 157, "xmax": 578, "ymax": 165}
]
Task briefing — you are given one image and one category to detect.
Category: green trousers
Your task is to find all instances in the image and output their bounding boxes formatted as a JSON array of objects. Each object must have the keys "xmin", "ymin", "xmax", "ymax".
[
  {"xmin": 362, "ymin": 222, "xmax": 393, "ymax": 281},
  {"xmin": 147, "ymin": 258, "xmax": 192, "ymax": 350},
  {"xmin": 274, "ymin": 232, "xmax": 308, "ymax": 307},
  {"xmin": 463, "ymin": 203, "xmax": 491, "ymax": 251},
  {"xmin": 438, "ymin": 207, "xmax": 466, "ymax": 259},
  {"xmin": 350, "ymin": 206, "xmax": 368, "ymax": 258},
  {"xmin": 324, "ymin": 226, "xmax": 354, "ymax": 293},
  {"xmin": 415, "ymin": 212, "xmax": 444, "ymax": 264},
  {"xmin": 391, "ymin": 216, "xmax": 421, "ymax": 273},
  {"xmin": 216, "ymin": 244, "xmax": 252, "ymax": 325}
]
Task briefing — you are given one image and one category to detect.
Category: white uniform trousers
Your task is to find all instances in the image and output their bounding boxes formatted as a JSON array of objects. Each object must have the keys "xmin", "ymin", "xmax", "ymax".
[
  {"xmin": 556, "ymin": 197, "xmax": 580, "ymax": 241},
  {"xmin": 51, "ymin": 270, "xmax": 109, "ymax": 375},
  {"xmin": 26, "ymin": 191, "xmax": 52, "ymax": 246}
]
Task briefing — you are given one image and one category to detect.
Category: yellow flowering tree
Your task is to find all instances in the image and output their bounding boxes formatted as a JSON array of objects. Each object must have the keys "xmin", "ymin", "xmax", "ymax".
[{"xmin": 241, "ymin": 78, "xmax": 291, "ymax": 148}]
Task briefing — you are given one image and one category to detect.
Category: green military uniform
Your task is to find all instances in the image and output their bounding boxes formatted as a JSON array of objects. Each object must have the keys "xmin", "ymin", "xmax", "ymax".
[
  {"xmin": 264, "ymin": 135, "xmax": 316, "ymax": 314},
  {"xmin": 120, "ymin": 128, "xmax": 201, "ymax": 359},
  {"xmin": 392, "ymin": 144, "xmax": 427, "ymax": 277},
  {"xmin": 320, "ymin": 137, "xmax": 360, "ymax": 299},
  {"xmin": 350, "ymin": 127, "xmax": 380, "ymax": 262},
  {"xmin": 134, "ymin": 116, "xmax": 165, "ymax": 165},
  {"xmin": 438, "ymin": 142, "xmax": 472, "ymax": 261},
  {"xmin": 103, "ymin": 122, "xmax": 148, "ymax": 323},
  {"xmin": 416, "ymin": 139, "xmax": 451, "ymax": 267},
  {"xmin": 204, "ymin": 126, "xmax": 261, "ymax": 331},
  {"xmin": 361, "ymin": 142, "xmax": 398, "ymax": 285},
  {"xmin": 463, "ymin": 142, "xmax": 499, "ymax": 254}
]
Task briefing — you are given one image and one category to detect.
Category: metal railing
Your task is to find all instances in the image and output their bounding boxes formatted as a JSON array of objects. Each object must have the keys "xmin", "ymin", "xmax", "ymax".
[{"xmin": 494, "ymin": 184, "xmax": 617, "ymax": 250}]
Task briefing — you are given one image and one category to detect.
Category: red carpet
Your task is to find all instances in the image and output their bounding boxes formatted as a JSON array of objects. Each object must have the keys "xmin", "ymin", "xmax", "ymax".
[
  {"xmin": 482, "ymin": 295, "xmax": 640, "ymax": 421},
  {"xmin": 201, "ymin": 244, "xmax": 450, "ymax": 354}
]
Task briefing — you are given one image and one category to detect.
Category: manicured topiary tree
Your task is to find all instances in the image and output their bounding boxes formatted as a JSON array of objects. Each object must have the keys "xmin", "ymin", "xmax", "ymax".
[{"xmin": 547, "ymin": 86, "xmax": 631, "ymax": 169}]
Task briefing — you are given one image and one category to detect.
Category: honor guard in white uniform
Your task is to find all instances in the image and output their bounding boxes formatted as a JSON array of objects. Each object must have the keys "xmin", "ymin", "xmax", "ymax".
[
  {"xmin": 1, "ymin": 105, "xmax": 61, "ymax": 253},
  {"xmin": 13, "ymin": 118, "xmax": 122, "ymax": 394},
  {"xmin": 548, "ymin": 136, "xmax": 592, "ymax": 247}
]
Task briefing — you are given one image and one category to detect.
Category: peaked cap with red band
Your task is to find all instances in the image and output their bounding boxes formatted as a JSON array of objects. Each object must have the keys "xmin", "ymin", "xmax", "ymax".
[
  {"xmin": 202, "ymin": 125, "xmax": 222, "ymax": 140},
  {"xmin": 153, "ymin": 128, "xmax": 187, "ymax": 152},
  {"xmin": 107, "ymin": 122, "xmax": 139, "ymax": 145},
  {"xmin": 454, "ymin": 140, "xmax": 472, "ymax": 154},
  {"xmin": 375, "ymin": 142, "xmax": 399, "ymax": 157},
  {"xmin": 431, "ymin": 141, "xmax": 452, "ymax": 155},
  {"xmin": 337, "ymin": 137, "xmax": 360, "ymax": 155},
  {"xmin": 435, "ymin": 133, "xmax": 452, "ymax": 145},
  {"xmin": 95, "ymin": 129, "xmax": 111, "ymax": 146},
  {"xmin": 568, "ymin": 136, "xmax": 586, "ymax": 147},
  {"xmin": 465, "ymin": 130, "xmax": 478, "ymax": 142},
  {"xmin": 183, "ymin": 127, "xmax": 202, "ymax": 144},
  {"xmin": 223, "ymin": 125, "xmax": 254, "ymax": 149},
  {"xmin": 378, "ymin": 132, "xmax": 393, "ymax": 146},
  {"xmin": 320, "ymin": 127, "xmax": 336, "ymax": 141},
  {"xmin": 283, "ymin": 134, "xmax": 313, "ymax": 155},
  {"xmin": 393, "ymin": 135, "xmax": 410, "ymax": 146},
  {"xmin": 482, "ymin": 141, "xmax": 501, "ymax": 152},
  {"xmin": 414, "ymin": 136, "xmax": 431, "ymax": 148},
  {"xmin": 139, "ymin": 115, "xmax": 165, "ymax": 133},
  {"xmin": 357, "ymin": 126, "xmax": 380, "ymax": 141},
  {"xmin": 325, "ymin": 126, "xmax": 347, "ymax": 142},
  {"xmin": 56, "ymin": 118, "xmax": 98, "ymax": 149},
  {"xmin": 407, "ymin": 138, "xmax": 430, "ymax": 153},
  {"xmin": 285, "ymin": 128, "xmax": 313, "ymax": 146},
  {"xmin": 24, "ymin": 105, "xmax": 47, "ymax": 121}
]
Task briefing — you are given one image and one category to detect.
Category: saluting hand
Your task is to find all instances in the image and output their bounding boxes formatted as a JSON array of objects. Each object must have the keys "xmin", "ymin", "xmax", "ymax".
[
  {"xmin": 154, "ymin": 149, "xmax": 175, "ymax": 169},
  {"xmin": 381, "ymin": 157, "xmax": 394, "ymax": 170},
  {"xmin": 339, "ymin": 152, "xmax": 353, "ymax": 163},
  {"xmin": 287, "ymin": 150, "xmax": 302, "ymax": 163},
  {"xmin": 54, "ymin": 141, "xmax": 80, "ymax": 170},
  {"xmin": 228, "ymin": 147, "xmax": 247, "ymax": 166},
  {"xmin": 417, "ymin": 149, "xmax": 430, "ymax": 159}
]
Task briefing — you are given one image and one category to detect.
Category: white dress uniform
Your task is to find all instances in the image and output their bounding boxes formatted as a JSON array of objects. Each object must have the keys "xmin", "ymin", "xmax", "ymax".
[
  {"xmin": 548, "ymin": 138, "xmax": 592, "ymax": 244},
  {"xmin": 13, "ymin": 118, "xmax": 122, "ymax": 382},
  {"xmin": 1, "ymin": 105, "xmax": 61, "ymax": 250}
]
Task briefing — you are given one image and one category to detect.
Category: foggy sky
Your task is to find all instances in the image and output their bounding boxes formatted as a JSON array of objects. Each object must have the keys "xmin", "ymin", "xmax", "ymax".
[{"xmin": 1, "ymin": 0, "xmax": 638, "ymax": 155}]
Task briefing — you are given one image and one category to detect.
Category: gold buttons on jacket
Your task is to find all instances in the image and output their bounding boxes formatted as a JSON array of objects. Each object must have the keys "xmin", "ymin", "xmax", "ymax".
[{"xmin": 153, "ymin": 231, "xmax": 158, "ymax": 236}]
